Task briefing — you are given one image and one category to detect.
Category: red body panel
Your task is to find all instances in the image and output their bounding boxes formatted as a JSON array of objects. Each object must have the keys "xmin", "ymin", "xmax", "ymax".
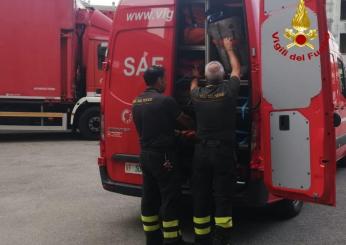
[
  {"xmin": 0, "ymin": 1, "xmax": 112, "ymax": 101},
  {"xmin": 103, "ymin": 1, "xmax": 176, "ymax": 185},
  {"xmin": 331, "ymin": 37, "xmax": 346, "ymax": 161},
  {"xmin": 244, "ymin": 0, "xmax": 262, "ymax": 172},
  {"xmin": 0, "ymin": 0, "xmax": 74, "ymax": 99}
]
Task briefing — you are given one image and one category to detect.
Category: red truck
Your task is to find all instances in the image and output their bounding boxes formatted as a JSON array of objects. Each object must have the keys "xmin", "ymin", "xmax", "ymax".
[
  {"xmin": 99, "ymin": 0, "xmax": 346, "ymax": 217},
  {"xmin": 0, "ymin": 0, "xmax": 112, "ymax": 139}
]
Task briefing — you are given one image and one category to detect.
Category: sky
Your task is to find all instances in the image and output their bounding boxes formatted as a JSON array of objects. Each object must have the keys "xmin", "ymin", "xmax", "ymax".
[{"xmin": 89, "ymin": 0, "xmax": 119, "ymax": 5}]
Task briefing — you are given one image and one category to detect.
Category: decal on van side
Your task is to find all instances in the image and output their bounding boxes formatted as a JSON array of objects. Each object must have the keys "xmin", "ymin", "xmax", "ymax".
[
  {"xmin": 269, "ymin": 0, "xmax": 329, "ymax": 62},
  {"xmin": 123, "ymin": 53, "xmax": 164, "ymax": 76},
  {"xmin": 271, "ymin": 32, "xmax": 328, "ymax": 62},
  {"xmin": 126, "ymin": 8, "xmax": 174, "ymax": 22},
  {"xmin": 262, "ymin": 0, "xmax": 324, "ymax": 109},
  {"xmin": 121, "ymin": 109, "xmax": 133, "ymax": 125},
  {"xmin": 284, "ymin": 0, "xmax": 318, "ymax": 50}
]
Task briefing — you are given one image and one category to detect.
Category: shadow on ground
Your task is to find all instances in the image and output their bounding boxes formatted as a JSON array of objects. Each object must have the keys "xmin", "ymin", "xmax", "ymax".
[
  {"xmin": 118, "ymin": 195, "xmax": 282, "ymax": 244},
  {"xmin": 0, "ymin": 132, "xmax": 86, "ymax": 142}
]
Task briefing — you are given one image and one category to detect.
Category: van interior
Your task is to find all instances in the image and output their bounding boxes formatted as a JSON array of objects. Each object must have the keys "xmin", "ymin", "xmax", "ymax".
[{"xmin": 173, "ymin": 0, "xmax": 252, "ymax": 190}]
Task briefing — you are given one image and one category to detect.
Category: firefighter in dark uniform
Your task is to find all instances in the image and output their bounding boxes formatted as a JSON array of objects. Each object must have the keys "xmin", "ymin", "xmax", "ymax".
[
  {"xmin": 132, "ymin": 66, "xmax": 193, "ymax": 245},
  {"xmin": 190, "ymin": 37, "xmax": 241, "ymax": 245}
]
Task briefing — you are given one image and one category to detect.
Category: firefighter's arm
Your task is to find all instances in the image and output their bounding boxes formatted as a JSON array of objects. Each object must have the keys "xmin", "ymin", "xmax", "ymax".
[
  {"xmin": 190, "ymin": 65, "xmax": 200, "ymax": 91},
  {"xmin": 223, "ymin": 37, "xmax": 241, "ymax": 79},
  {"xmin": 177, "ymin": 113, "xmax": 194, "ymax": 129},
  {"xmin": 175, "ymin": 129, "xmax": 196, "ymax": 140},
  {"xmin": 165, "ymin": 97, "xmax": 194, "ymax": 129}
]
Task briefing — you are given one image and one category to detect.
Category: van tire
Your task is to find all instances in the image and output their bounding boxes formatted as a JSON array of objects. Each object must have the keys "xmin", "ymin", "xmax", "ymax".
[
  {"xmin": 271, "ymin": 199, "xmax": 303, "ymax": 219},
  {"xmin": 338, "ymin": 157, "xmax": 346, "ymax": 168},
  {"xmin": 78, "ymin": 106, "xmax": 100, "ymax": 140}
]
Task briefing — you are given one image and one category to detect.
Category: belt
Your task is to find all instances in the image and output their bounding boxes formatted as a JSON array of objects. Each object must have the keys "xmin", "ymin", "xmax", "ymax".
[
  {"xmin": 141, "ymin": 148, "xmax": 176, "ymax": 153},
  {"xmin": 199, "ymin": 139, "xmax": 234, "ymax": 147}
]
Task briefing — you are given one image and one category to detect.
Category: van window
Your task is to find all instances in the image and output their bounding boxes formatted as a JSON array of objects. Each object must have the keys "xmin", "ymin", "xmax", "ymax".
[
  {"xmin": 340, "ymin": 34, "xmax": 346, "ymax": 54},
  {"xmin": 341, "ymin": 0, "xmax": 346, "ymax": 20},
  {"xmin": 338, "ymin": 59, "xmax": 346, "ymax": 97},
  {"xmin": 98, "ymin": 42, "xmax": 109, "ymax": 70}
]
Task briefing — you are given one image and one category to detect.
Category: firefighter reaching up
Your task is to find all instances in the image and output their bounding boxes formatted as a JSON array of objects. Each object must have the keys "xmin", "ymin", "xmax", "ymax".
[{"xmin": 190, "ymin": 37, "xmax": 241, "ymax": 245}]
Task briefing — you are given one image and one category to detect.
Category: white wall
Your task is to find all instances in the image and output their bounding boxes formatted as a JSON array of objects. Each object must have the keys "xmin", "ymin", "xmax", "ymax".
[
  {"xmin": 327, "ymin": 0, "xmax": 341, "ymax": 43},
  {"xmin": 326, "ymin": 0, "xmax": 346, "ymax": 61}
]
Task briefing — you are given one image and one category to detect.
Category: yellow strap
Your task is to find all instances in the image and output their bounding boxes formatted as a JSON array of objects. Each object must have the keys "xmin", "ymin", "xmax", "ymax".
[
  {"xmin": 143, "ymin": 224, "xmax": 160, "ymax": 232},
  {"xmin": 163, "ymin": 231, "xmax": 179, "ymax": 239},
  {"xmin": 215, "ymin": 217, "xmax": 233, "ymax": 228},
  {"xmin": 193, "ymin": 216, "xmax": 211, "ymax": 224},
  {"xmin": 194, "ymin": 227, "xmax": 211, "ymax": 235},
  {"xmin": 163, "ymin": 220, "xmax": 179, "ymax": 228},
  {"xmin": 141, "ymin": 215, "xmax": 159, "ymax": 223}
]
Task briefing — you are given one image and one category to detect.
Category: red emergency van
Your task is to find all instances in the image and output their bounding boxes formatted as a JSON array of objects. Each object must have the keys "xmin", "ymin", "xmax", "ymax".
[{"xmin": 99, "ymin": 0, "xmax": 346, "ymax": 217}]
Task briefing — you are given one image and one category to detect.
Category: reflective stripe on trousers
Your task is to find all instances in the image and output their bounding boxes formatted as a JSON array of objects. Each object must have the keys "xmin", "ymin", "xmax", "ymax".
[
  {"xmin": 163, "ymin": 219, "xmax": 181, "ymax": 240},
  {"xmin": 193, "ymin": 216, "xmax": 211, "ymax": 236},
  {"xmin": 142, "ymin": 215, "xmax": 160, "ymax": 232},
  {"xmin": 215, "ymin": 217, "xmax": 233, "ymax": 229}
]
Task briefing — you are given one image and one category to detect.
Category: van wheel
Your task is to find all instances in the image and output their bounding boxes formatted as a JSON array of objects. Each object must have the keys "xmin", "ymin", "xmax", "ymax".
[
  {"xmin": 271, "ymin": 199, "xmax": 303, "ymax": 219},
  {"xmin": 338, "ymin": 157, "xmax": 346, "ymax": 168},
  {"xmin": 78, "ymin": 107, "xmax": 100, "ymax": 140}
]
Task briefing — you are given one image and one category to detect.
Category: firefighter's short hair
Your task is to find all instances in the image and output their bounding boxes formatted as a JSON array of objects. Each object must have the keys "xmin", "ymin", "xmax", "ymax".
[
  {"xmin": 205, "ymin": 61, "xmax": 225, "ymax": 82},
  {"xmin": 143, "ymin": 66, "xmax": 165, "ymax": 86}
]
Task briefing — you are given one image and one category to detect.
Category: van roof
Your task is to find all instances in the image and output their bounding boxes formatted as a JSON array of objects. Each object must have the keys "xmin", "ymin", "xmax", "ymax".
[{"xmin": 119, "ymin": 0, "xmax": 175, "ymax": 7}]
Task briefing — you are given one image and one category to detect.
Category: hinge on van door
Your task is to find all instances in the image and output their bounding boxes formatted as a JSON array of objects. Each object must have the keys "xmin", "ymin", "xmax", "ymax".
[
  {"xmin": 251, "ymin": 48, "xmax": 256, "ymax": 57},
  {"xmin": 251, "ymin": 63, "xmax": 260, "ymax": 72},
  {"xmin": 321, "ymin": 159, "xmax": 329, "ymax": 165},
  {"xmin": 102, "ymin": 61, "xmax": 110, "ymax": 71}
]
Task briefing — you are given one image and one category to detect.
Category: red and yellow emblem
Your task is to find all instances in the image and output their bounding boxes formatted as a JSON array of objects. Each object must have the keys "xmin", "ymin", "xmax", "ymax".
[{"xmin": 284, "ymin": 0, "xmax": 318, "ymax": 49}]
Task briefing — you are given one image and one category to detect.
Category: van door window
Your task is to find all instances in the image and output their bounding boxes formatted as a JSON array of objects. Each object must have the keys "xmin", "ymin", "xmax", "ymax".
[
  {"xmin": 338, "ymin": 59, "xmax": 346, "ymax": 97},
  {"xmin": 98, "ymin": 42, "xmax": 109, "ymax": 70}
]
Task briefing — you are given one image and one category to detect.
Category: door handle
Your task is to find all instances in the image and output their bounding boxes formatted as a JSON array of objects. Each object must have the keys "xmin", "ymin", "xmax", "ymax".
[{"xmin": 279, "ymin": 115, "xmax": 290, "ymax": 131}]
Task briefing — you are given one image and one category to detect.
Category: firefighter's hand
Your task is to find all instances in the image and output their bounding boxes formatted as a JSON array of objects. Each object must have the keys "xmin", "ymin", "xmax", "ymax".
[
  {"xmin": 223, "ymin": 37, "xmax": 237, "ymax": 52},
  {"xmin": 180, "ymin": 130, "xmax": 196, "ymax": 140},
  {"xmin": 192, "ymin": 65, "xmax": 201, "ymax": 79}
]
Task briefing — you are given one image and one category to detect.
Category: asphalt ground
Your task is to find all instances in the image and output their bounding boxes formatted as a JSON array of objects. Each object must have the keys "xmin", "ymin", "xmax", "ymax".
[{"xmin": 0, "ymin": 133, "xmax": 346, "ymax": 245}]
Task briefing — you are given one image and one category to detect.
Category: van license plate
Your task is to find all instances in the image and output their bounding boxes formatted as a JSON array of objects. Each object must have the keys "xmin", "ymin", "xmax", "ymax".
[{"xmin": 125, "ymin": 162, "xmax": 142, "ymax": 175}]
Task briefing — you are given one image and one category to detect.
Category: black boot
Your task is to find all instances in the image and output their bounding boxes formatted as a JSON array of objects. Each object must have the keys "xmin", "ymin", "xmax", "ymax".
[
  {"xmin": 179, "ymin": 241, "xmax": 194, "ymax": 245},
  {"xmin": 212, "ymin": 227, "xmax": 232, "ymax": 245},
  {"xmin": 180, "ymin": 241, "xmax": 194, "ymax": 245},
  {"xmin": 165, "ymin": 238, "xmax": 194, "ymax": 245},
  {"xmin": 212, "ymin": 237, "xmax": 232, "ymax": 245},
  {"xmin": 146, "ymin": 230, "xmax": 163, "ymax": 245},
  {"xmin": 195, "ymin": 236, "xmax": 212, "ymax": 245}
]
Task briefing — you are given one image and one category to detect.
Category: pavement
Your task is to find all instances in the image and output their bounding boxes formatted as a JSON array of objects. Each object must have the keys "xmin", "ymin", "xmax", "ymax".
[{"xmin": 0, "ymin": 133, "xmax": 346, "ymax": 245}]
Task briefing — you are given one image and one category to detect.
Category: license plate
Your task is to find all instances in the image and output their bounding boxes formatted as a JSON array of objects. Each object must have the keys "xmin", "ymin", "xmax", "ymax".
[{"xmin": 125, "ymin": 162, "xmax": 142, "ymax": 175}]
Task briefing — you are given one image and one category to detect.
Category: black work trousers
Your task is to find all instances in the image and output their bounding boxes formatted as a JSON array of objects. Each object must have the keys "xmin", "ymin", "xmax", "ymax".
[
  {"xmin": 192, "ymin": 141, "xmax": 236, "ymax": 245},
  {"xmin": 140, "ymin": 150, "xmax": 182, "ymax": 245}
]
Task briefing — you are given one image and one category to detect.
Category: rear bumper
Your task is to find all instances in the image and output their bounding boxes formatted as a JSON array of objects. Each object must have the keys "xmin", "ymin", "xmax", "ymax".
[
  {"xmin": 99, "ymin": 166, "xmax": 272, "ymax": 206},
  {"xmin": 233, "ymin": 179, "xmax": 270, "ymax": 207},
  {"xmin": 99, "ymin": 166, "xmax": 142, "ymax": 197}
]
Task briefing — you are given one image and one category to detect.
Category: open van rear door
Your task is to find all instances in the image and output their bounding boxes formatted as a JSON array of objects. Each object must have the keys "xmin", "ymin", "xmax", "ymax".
[{"xmin": 260, "ymin": 0, "xmax": 336, "ymax": 205}]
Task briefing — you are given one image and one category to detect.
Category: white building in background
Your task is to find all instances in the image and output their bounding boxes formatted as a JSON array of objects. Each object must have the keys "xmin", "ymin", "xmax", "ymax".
[{"xmin": 327, "ymin": 0, "xmax": 346, "ymax": 61}]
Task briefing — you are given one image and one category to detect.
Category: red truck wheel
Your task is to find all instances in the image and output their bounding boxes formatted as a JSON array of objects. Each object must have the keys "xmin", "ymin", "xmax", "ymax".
[{"xmin": 78, "ymin": 107, "xmax": 100, "ymax": 140}]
